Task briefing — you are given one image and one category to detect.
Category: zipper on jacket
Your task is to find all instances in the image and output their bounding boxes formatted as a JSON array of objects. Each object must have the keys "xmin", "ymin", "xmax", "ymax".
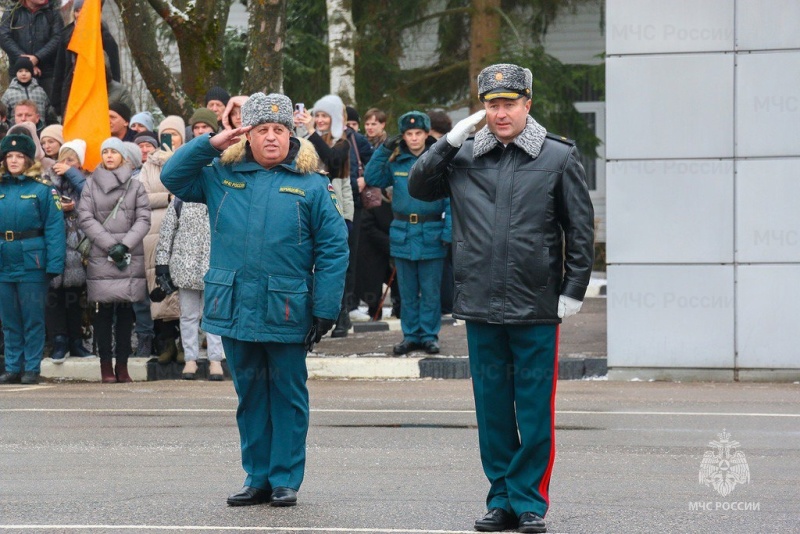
[
  {"xmin": 296, "ymin": 201, "xmax": 302, "ymax": 244},
  {"xmin": 214, "ymin": 192, "xmax": 228, "ymax": 233}
]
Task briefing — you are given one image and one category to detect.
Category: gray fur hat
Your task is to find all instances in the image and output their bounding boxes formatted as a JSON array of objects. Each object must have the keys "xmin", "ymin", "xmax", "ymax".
[
  {"xmin": 241, "ymin": 92, "xmax": 294, "ymax": 130},
  {"xmin": 477, "ymin": 63, "xmax": 532, "ymax": 102}
]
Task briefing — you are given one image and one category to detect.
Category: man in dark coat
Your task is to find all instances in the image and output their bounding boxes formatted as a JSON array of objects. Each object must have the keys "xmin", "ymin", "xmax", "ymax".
[{"xmin": 409, "ymin": 63, "xmax": 595, "ymax": 533}]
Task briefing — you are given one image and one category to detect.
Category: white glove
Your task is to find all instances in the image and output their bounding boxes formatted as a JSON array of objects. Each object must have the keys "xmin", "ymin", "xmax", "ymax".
[
  {"xmin": 557, "ymin": 295, "xmax": 583, "ymax": 319},
  {"xmin": 446, "ymin": 110, "xmax": 486, "ymax": 147}
]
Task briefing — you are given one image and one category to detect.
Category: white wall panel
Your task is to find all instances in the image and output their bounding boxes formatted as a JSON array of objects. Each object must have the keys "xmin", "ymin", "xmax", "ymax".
[
  {"xmin": 736, "ymin": 265, "xmax": 800, "ymax": 368},
  {"xmin": 607, "ymin": 266, "xmax": 735, "ymax": 368},
  {"xmin": 736, "ymin": 0, "xmax": 800, "ymax": 51},
  {"xmin": 736, "ymin": 159, "xmax": 800, "ymax": 262},
  {"xmin": 736, "ymin": 52, "xmax": 800, "ymax": 157},
  {"xmin": 607, "ymin": 0, "xmax": 733, "ymax": 54},
  {"xmin": 607, "ymin": 160, "xmax": 733, "ymax": 263},
  {"xmin": 606, "ymin": 55, "xmax": 734, "ymax": 159}
]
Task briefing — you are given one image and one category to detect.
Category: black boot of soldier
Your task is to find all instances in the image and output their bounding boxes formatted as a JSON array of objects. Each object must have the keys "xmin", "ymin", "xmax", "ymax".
[{"xmin": 330, "ymin": 309, "xmax": 350, "ymax": 338}]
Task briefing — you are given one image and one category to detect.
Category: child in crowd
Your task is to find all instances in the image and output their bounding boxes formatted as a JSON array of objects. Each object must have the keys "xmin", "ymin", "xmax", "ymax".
[
  {"xmin": 1, "ymin": 57, "xmax": 51, "ymax": 125},
  {"xmin": 45, "ymin": 139, "xmax": 93, "ymax": 362}
]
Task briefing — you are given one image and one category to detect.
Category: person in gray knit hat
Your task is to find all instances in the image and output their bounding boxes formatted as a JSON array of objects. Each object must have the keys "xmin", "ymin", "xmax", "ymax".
[
  {"xmin": 409, "ymin": 63, "xmax": 594, "ymax": 533},
  {"xmin": 160, "ymin": 92, "xmax": 349, "ymax": 509}
]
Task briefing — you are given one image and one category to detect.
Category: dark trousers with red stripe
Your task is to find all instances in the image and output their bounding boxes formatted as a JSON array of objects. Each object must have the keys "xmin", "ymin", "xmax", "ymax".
[{"xmin": 466, "ymin": 321, "xmax": 558, "ymax": 518}]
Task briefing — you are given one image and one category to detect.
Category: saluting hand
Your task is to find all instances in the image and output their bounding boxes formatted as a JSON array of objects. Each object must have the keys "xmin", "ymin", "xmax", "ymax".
[{"xmin": 210, "ymin": 126, "xmax": 253, "ymax": 151}]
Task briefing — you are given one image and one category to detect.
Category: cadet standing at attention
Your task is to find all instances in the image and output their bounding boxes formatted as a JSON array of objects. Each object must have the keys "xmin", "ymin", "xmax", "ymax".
[
  {"xmin": 0, "ymin": 133, "xmax": 65, "ymax": 384},
  {"xmin": 160, "ymin": 93, "xmax": 349, "ymax": 508}
]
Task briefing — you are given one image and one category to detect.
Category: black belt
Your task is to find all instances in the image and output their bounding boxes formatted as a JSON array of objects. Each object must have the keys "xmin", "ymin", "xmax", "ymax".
[
  {"xmin": 3, "ymin": 229, "xmax": 44, "ymax": 242},
  {"xmin": 394, "ymin": 212, "xmax": 442, "ymax": 224}
]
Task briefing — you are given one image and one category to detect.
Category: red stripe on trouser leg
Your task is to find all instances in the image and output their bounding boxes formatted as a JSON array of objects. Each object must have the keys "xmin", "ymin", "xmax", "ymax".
[{"xmin": 537, "ymin": 324, "xmax": 559, "ymax": 506}]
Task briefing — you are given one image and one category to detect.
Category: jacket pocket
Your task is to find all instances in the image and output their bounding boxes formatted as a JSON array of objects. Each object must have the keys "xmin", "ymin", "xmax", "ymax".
[
  {"xmin": 204, "ymin": 268, "xmax": 236, "ymax": 321},
  {"xmin": 389, "ymin": 223, "xmax": 407, "ymax": 248},
  {"xmin": 422, "ymin": 220, "xmax": 445, "ymax": 247},
  {"xmin": 267, "ymin": 275, "xmax": 309, "ymax": 326},
  {"xmin": 22, "ymin": 239, "xmax": 46, "ymax": 271},
  {"xmin": 533, "ymin": 246, "xmax": 550, "ymax": 288}
]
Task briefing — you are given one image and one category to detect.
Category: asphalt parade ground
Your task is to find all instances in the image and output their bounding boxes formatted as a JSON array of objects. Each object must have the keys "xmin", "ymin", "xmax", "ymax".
[{"xmin": 1, "ymin": 379, "xmax": 798, "ymax": 533}]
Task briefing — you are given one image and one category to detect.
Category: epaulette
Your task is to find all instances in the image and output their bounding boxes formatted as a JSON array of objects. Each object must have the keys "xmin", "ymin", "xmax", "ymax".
[
  {"xmin": 546, "ymin": 132, "xmax": 576, "ymax": 146},
  {"xmin": 30, "ymin": 175, "xmax": 54, "ymax": 187}
]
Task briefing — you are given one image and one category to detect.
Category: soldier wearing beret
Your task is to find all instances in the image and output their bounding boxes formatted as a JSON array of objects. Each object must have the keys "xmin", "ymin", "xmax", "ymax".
[
  {"xmin": 0, "ymin": 133, "xmax": 66, "ymax": 384},
  {"xmin": 364, "ymin": 111, "xmax": 451, "ymax": 355},
  {"xmin": 161, "ymin": 92, "xmax": 349, "ymax": 508},
  {"xmin": 409, "ymin": 64, "xmax": 594, "ymax": 532}
]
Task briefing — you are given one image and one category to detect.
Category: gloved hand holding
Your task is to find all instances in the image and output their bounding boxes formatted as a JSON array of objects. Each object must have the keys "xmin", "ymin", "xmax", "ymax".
[
  {"xmin": 383, "ymin": 134, "xmax": 402, "ymax": 152},
  {"xmin": 557, "ymin": 295, "xmax": 583, "ymax": 319},
  {"xmin": 313, "ymin": 316, "xmax": 336, "ymax": 343},
  {"xmin": 107, "ymin": 243, "xmax": 129, "ymax": 263},
  {"xmin": 447, "ymin": 110, "xmax": 486, "ymax": 148}
]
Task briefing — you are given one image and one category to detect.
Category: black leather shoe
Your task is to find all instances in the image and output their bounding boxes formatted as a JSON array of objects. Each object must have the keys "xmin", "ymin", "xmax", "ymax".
[
  {"xmin": 423, "ymin": 340, "xmax": 440, "ymax": 354},
  {"xmin": 20, "ymin": 372, "xmax": 40, "ymax": 385},
  {"xmin": 393, "ymin": 340, "xmax": 421, "ymax": 355},
  {"xmin": 0, "ymin": 372, "xmax": 22, "ymax": 384},
  {"xmin": 474, "ymin": 508, "xmax": 517, "ymax": 532},
  {"xmin": 517, "ymin": 512, "xmax": 546, "ymax": 533},
  {"xmin": 226, "ymin": 486, "xmax": 271, "ymax": 506},
  {"xmin": 270, "ymin": 486, "xmax": 297, "ymax": 507}
]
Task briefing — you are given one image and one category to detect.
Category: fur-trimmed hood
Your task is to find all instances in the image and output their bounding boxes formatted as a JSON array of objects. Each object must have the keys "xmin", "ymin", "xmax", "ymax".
[
  {"xmin": 473, "ymin": 115, "xmax": 547, "ymax": 159},
  {"xmin": 219, "ymin": 136, "xmax": 320, "ymax": 175}
]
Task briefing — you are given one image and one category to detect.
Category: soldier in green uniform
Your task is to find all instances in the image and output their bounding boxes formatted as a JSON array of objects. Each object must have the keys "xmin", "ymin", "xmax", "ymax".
[
  {"xmin": 409, "ymin": 64, "xmax": 595, "ymax": 533},
  {"xmin": 0, "ymin": 134, "xmax": 66, "ymax": 384},
  {"xmin": 161, "ymin": 93, "xmax": 349, "ymax": 508}
]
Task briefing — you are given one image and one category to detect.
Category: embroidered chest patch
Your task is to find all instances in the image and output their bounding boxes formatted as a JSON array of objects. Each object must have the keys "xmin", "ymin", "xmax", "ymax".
[
  {"xmin": 394, "ymin": 171, "xmax": 409, "ymax": 177},
  {"xmin": 279, "ymin": 186, "xmax": 305, "ymax": 197},
  {"xmin": 222, "ymin": 179, "xmax": 246, "ymax": 189},
  {"xmin": 20, "ymin": 194, "xmax": 37, "ymax": 199}
]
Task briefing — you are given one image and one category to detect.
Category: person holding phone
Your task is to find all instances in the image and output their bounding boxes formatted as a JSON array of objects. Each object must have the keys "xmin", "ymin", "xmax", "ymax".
[
  {"xmin": 44, "ymin": 139, "xmax": 93, "ymax": 362},
  {"xmin": 138, "ymin": 115, "xmax": 185, "ymax": 365}
]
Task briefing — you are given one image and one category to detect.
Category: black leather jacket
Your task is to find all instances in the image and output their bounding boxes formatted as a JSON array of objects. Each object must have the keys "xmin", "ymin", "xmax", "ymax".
[{"xmin": 408, "ymin": 125, "xmax": 594, "ymax": 324}]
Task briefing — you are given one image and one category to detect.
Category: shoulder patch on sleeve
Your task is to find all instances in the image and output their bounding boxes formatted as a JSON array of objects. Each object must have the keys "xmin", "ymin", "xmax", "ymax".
[{"xmin": 51, "ymin": 188, "xmax": 62, "ymax": 211}]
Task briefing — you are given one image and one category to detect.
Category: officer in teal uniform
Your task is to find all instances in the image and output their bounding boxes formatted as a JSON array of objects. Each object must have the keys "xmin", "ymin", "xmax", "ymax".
[
  {"xmin": 161, "ymin": 93, "xmax": 349, "ymax": 508},
  {"xmin": 364, "ymin": 111, "xmax": 451, "ymax": 356},
  {"xmin": 0, "ymin": 134, "xmax": 66, "ymax": 384},
  {"xmin": 409, "ymin": 64, "xmax": 594, "ymax": 533}
]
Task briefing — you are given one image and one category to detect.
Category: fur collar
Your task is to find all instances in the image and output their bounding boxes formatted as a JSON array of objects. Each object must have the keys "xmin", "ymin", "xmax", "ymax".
[
  {"xmin": 0, "ymin": 160, "xmax": 44, "ymax": 183},
  {"xmin": 219, "ymin": 137, "xmax": 320, "ymax": 174},
  {"xmin": 473, "ymin": 116, "xmax": 547, "ymax": 159}
]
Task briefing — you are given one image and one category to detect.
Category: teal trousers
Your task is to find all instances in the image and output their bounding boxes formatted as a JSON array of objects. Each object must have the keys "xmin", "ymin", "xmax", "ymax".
[
  {"xmin": 222, "ymin": 338, "xmax": 309, "ymax": 492},
  {"xmin": 0, "ymin": 281, "xmax": 48, "ymax": 373},
  {"xmin": 466, "ymin": 321, "xmax": 559, "ymax": 518}
]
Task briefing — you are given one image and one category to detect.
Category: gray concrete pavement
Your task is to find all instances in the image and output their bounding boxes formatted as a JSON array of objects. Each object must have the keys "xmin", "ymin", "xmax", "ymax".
[{"xmin": 1, "ymin": 378, "xmax": 797, "ymax": 533}]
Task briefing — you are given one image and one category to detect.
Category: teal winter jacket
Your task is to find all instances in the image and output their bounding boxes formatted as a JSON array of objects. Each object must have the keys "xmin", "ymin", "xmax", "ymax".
[
  {"xmin": 364, "ymin": 142, "xmax": 451, "ymax": 261},
  {"xmin": 0, "ymin": 162, "xmax": 65, "ymax": 282},
  {"xmin": 160, "ymin": 134, "xmax": 349, "ymax": 344}
]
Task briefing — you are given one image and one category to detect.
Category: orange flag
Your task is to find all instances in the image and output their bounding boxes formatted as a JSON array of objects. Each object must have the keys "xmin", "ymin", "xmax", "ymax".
[{"xmin": 63, "ymin": 0, "xmax": 110, "ymax": 171}]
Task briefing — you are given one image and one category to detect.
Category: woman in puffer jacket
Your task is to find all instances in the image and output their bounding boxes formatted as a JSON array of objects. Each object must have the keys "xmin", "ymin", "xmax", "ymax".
[
  {"xmin": 155, "ymin": 198, "xmax": 225, "ymax": 381},
  {"xmin": 78, "ymin": 138, "xmax": 150, "ymax": 383}
]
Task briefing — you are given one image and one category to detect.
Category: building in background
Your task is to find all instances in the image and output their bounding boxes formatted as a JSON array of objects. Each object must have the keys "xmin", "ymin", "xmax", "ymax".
[{"xmin": 606, "ymin": 0, "xmax": 800, "ymax": 381}]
